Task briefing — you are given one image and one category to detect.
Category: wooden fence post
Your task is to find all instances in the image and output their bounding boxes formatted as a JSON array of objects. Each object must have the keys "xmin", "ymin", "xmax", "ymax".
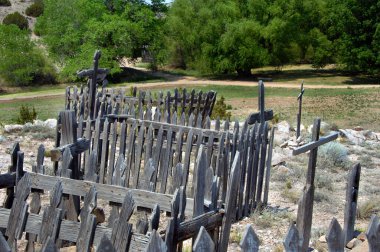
[
  {"xmin": 263, "ymin": 126, "xmax": 275, "ymax": 205},
  {"xmin": 193, "ymin": 226, "xmax": 215, "ymax": 252},
  {"xmin": 96, "ymin": 235, "xmax": 115, "ymax": 252},
  {"xmin": 218, "ymin": 152, "xmax": 240, "ymax": 252},
  {"xmin": 0, "ymin": 232, "xmax": 10, "ymax": 252},
  {"xmin": 366, "ymin": 215, "xmax": 380, "ymax": 252},
  {"xmin": 146, "ymin": 230, "xmax": 167, "ymax": 252},
  {"xmin": 283, "ymin": 223, "xmax": 301, "ymax": 252},
  {"xmin": 193, "ymin": 145, "xmax": 207, "ymax": 217},
  {"xmin": 296, "ymin": 82, "xmax": 305, "ymax": 139},
  {"xmin": 240, "ymin": 225, "xmax": 260, "ymax": 252},
  {"xmin": 344, "ymin": 163, "xmax": 361, "ymax": 244},
  {"xmin": 296, "ymin": 118, "xmax": 321, "ymax": 251},
  {"xmin": 326, "ymin": 218, "xmax": 344, "ymax": 252},
  {"xmin": 3, "ymin": 142, "xmax": 20, "ymax": 209}
]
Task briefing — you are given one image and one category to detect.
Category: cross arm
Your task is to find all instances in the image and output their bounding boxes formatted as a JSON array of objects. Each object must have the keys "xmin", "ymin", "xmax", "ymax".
[
  {"xmin": 47, "ymin": 138, "xmax": 91, "ymax": 161},
  {"xmin": 247, "ymin": 109, "xmax": 273, "ymax": 125},
  {"xmin": 77, "ymin": 68, "xmax": 109, "ymax": 78},
  {"xmin": 292, "ymin": 132, "xmax": 338, "ymax": 156}
]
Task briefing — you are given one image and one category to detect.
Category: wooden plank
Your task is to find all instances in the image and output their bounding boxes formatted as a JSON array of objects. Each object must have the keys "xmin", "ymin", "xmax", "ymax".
[
  {"xmin": 250, "ymin": 122, "xmax": 262, "ymax": 209},
  {"xmin": 297, "ymin": 118, "xmax": 320, "ymax": 252},
  {"xmin": 107, "ymin": 122, "xmax": 118, "ymax": 184},
  {"xmin": 99, "ymin": 118, "xmax": 110, "ymax": 184},
  {"xmin": 193, "ymin": 145, "xmax": 207, "ymax": 217},
  {"xmin": 136, "ymin": 214, "xmax": 148, "ymax": 234},
  {"xmin": 292, "ymin": 132, "xmax": 338, "ymax": 156},
  {"xmin": 146, "ymin": 230, "xmax": 167, "ymax": 252},
  {"xmin": 182, "ymin": 129, "xmax": 194, "ymax": 188},
  {"xmin": 96, "ymin": 235, "xmax": 116, "ymax": 252},
  {"xmin": 41, "ymin": 237, "xmax": 59, "ymax": 252},
  {"xmin": 77, "ymin": 186, "xmax": 97, "ymax": 252},
  {"xmin": 256, "ymin": 122, "xmax": 269, "ymax": 204},
  {"xmin": 193, "ymin": 226, "xmax": 215, "ymax": 252},
  {"xmin": 152, "ymin": 126, "xmax": 164, "ymax": 190},
  {"xmin": 133, "ymin": 122, "xmax": 146, "ymax": 188},
  {"xmin": 3, "ymin": 142, "xmax": 20, "ymax": 209},
  {"xmin": 240, "ymin": 225, "xmax": 259, "ymax": 252},
  {"xmin": 6, "ymin": 175, "xmax": 31, "ymax": 248},
  {"xmin": 344, "ymin": 163, "xmax": 361, "ymax": 244},
  {"xmin": 326, "ymin": 218, "xmax": 344, "ymax": 252},
  {"xmin": 149, "ymin": 204, "xmax": 160, "ymax": 232},
  {"xmin": 263, "ymin": 126, "xmax": 275, "ymax": 205},
  {"xmin": 0, "ymin": 232, "xmax": 10, "ymax": 252},
  {"xmin": 85, "ymin": 151, "xmax": 98, "ymax": 182},
  {"xmin": 219, "ymin": 152, "xmax": 240, "ymax": 252},
  {"xmin": 366, "ymin": 215, "xmax": 380, "ymax": 252},
  {"xmin": 160, "ymin": 127, "xmax": 173, "ymax": 194},
  {"xmin": 283, "ymin": 223, "xmax": 300, "ymax": 252},
  {"xmin": 237, "ymin": 122, "xmax": 248, "ymax": 219},
  {"xmin": 244, "ymin": 125, "xmax": 256, "ymax": 216},
  {"xmin": 111, "ymin": 192, "xmax": 134, "ymax": 251},
  {"xmin": 125, "ymin": 121, "xmax": 137, "ymax": 187}
]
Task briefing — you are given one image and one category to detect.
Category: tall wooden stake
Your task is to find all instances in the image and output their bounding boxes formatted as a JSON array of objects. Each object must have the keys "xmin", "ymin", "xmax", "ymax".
[{"xmin": 296, "ymin": 81, "xmax": 305, "ymax": 138}]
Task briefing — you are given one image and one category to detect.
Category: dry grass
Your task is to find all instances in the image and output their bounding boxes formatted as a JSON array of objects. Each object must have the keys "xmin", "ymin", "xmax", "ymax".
[{"xmin": 357, "ymin": 198, "xmax": 380, "ymax": 219}]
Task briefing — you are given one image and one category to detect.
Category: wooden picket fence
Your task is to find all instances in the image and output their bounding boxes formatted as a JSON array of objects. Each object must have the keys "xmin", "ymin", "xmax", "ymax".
[{"xmin": 65, "ymin": 85, "xmax": 217, "ymax": 125}]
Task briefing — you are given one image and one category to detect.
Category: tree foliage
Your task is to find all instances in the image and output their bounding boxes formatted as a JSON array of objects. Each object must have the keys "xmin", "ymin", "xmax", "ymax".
[
  {"xmin": 166, "ymin": 0, "xmax": 379, "ymax": 75},
  {"xmin": 0, "ymin": 24, "xmax": 55, "ymax": 86},
  {"xmin": 35, "ymin": 0, "xmax": 167, "ymax": 81}
]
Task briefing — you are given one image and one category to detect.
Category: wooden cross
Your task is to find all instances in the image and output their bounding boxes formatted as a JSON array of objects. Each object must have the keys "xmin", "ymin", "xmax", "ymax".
[
  {"xmin": 247, "ymin": 81, "xmax": 273, "ymax": 125},
  {"xmin": 76, "ymin": 50, "xmax": 109, "ymax": 120},
  {"xmin": 292, "ymin": 118, "xmax": 338, "ymax": 251},
  {"xmin": 296, "ymin": 81, "xmax": 305, "ymax": 138}
]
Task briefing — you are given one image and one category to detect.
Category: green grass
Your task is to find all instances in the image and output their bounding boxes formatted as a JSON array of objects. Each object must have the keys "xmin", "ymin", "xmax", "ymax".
[{"xmin": 0, "ymin": 95, "xmax": 64, "ymax": 123}]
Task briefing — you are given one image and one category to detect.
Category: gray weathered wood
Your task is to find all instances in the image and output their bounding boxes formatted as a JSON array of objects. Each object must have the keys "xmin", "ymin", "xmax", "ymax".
[
  {"xmin": 240, "ymin": 225, "xmax": 260, "ymax": 252},
  {"xmin": 292, "ymin": 132, "xmax": 338, "ymax": 156},
  {"xmin": 283, "ymin": 223, "xmax": 300, "ymax": 252},
  {"xmin": 136, "ymin": 214, "xmax": 149, "ymax": 234},
  {"xmin": 39, "ymin": 181, "xmax": 63, "ymax": 245},
  {"xmin": 85, "ymin": 151, "xmax": 98, "ymax": 182},
  {"xmin": 344, "ymin": 163, "xmax": 361, "ymax": 244},
  {"xmin": 133, "ymin": 122, "xmax": 145, "ymax": 188},
  {"xmin": 219, "ymin": 152, "xmax": 240, "ymax": 252},
  {"xmin": 193, "ymin": 226, "xmax": 215, "ymax": 252},
  {"xmin": 111, "ymin": 191, "xmax": 134, "ymax": 251},
  {"xmin": 256, "ymin": 122, "xmax": 269, "ymax": 204},
  {"xmin": 296, "ymin": 118, "xmax": 321, "ymax": 252},
  {"xmin": 3, "ymin": 142, "xmax": 20, "ymax": 209},
  {"xmin": 41, "ymin": 237, "xmax": 59, "ymax": 252},
  {"xmin": 366, "ymin": 215, "xmax": 380, "ymax": 252},
  {"xmin": 26, "ymin": 172, "xmax": 195, "ymax": 215},
  {"xmin": 0, "ymin": 232, "xmax": 10, "ymax": 252},
  {"xmin": 149, "ymin": 204, "xmax": 160, "ymax": 232},
  {"xmin": 50, "ymin": 138, "xmax": 91, "ymax": 162},
  {"xmin": 160, "ymin": 127, "xmax": 173, "ymax": 194},
  {"xmin": 193, "ymin": 145, "xmax": 207, "ymax": 217},
  {"xmin": 263, "ymin": 126, "xmax": 275, "ymax": 205},
  {"xmin": 96, "ymin": 234, "xmax": 116, "ymax": 252},
  {"xmin": 76, "ymin": 186, "xmax": 97, "ymax": 252},
  {"xmin": 145, "ymin": 229, "xmax": 167, "ymax": 252},
  {"xmin": 296, "ymin": 82, "xmax": 305, "ymax": 138},
  {"xmin": 326, "ymin": 218, "xmax": 344, "ymax": 252},
  {"xmin": 6, "ymin": 174, "xmax": 31, "ymax": 248},
  {"xmin": 107, "ymin": 122, "xmax": 118, "ymax": 184},
  {"xmin": 99, "ymin": 117, "xmax": 110, "ymax": 184}
]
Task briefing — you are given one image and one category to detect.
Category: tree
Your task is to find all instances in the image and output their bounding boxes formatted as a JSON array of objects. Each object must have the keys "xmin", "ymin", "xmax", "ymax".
[
  {"xmin": 0, "ymin": 24, "xmax": 55, "ymax": 86},
  {"xmin": 322, "ymin": 0, "xmax": 380, "ymax": 74}
]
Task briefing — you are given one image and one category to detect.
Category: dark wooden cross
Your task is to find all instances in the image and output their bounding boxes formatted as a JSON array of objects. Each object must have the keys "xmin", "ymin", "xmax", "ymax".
[
  {"xmin": 77, "ymin": 50, "xmax": 109, "ymax": 120},
  {"xmin": 292, "ymin": 118, "xmax": 338, "ymax": 251},
  {"xmin": 247, "ymin": 81, "xmax": 273, "ymax": 125},
  {"xmin": 296, "ymin": 81, "xmax": 305, "ymax": 138}
]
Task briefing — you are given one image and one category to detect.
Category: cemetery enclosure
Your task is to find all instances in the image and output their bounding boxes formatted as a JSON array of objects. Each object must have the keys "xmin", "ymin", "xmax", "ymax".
[{"xmin": 0, "ymin": 52, "xmax": 375, "ymax": 251}]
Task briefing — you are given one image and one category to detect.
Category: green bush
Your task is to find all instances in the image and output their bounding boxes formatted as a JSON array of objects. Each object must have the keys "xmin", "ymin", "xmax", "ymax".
[
  {"xmin": 211, "ymin": 96, "xmax": 232, "ymax": 120},
  {"xmin": 0, "ymin": 0, "xmax": 11, "ymax": 6},
  {"xmin": 0, "ymin": 24, "xmax": 56, "ymax": 86},
  {"xmin": 25, "ymin": 1, "xmax": 44, "ymax": 17},
  {"xmin": 17, "ymin": 105, "xmax": 38, "ymax": 124},
  {"xmin": 3, "ymin": 12, "xmax": 28, "ymax": 30},
  {"xmin": 318, "ymin": 142, "xmax": 350, "ymax": 169}
]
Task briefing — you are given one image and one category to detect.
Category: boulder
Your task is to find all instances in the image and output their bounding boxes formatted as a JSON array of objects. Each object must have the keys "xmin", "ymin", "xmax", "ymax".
[
  {"xmin": 277, "ymin": 121, "xmax": 291, "ymax": 134},
  {"xmin": 44, "ymin": 119, "xmax": 57, "ymax": 129},
  {"xmin": 351, "ymin": 240, "xmax": 368, "ymax": 252},
  {"xmin": 356, "ymin": 232, "xmax": 366, "ymax": 241},
  {"xmin": 33, "ymin": 120, "xmax": 45, "ymax": 127},
  {"xmin": 4, "ymin": 124, "xmax": 23, "ymax": 133},
  {"xmin": 346, "ymin": 238, "xmax": 362, "ymax": 249},
  {"xmin": 339, "ymin": 129, "xmax": 366, "ymax": 145},
  {"xmin": 308, "ymin": 122, "xmax": 330, "ymax": 135}
]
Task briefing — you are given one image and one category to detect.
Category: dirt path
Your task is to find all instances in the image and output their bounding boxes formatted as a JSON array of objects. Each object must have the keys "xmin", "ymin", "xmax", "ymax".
[{"xmin": 1, "ymin": 68, "xmax": 379, "ymax": 102}]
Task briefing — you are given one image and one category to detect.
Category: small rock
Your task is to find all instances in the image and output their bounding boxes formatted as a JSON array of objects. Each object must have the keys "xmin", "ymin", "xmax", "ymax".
[
  {"xmin": 277, "ymin": 121, "xmax": 290, "ymax": 134},
  {"xmin": 318, "ymin": 235, "xmax": 326, "ymax": 243},
  {"xmin": 33, "ymin": 120, "xmax": 45, "ymax": 127},
  {"xmin": 351, "ymin": 240, "xmax": 368, "ymax": 252},
  {"xmin": 280, "ymin": 141, "xmax": 288, "ymax": 148},
  {"xmin": 346, "ymin": 238, "xmax": 362, "ymax": 249},
  {"xmin": 277, "ymin": 165, "xmax": 290, "ymax": 175},
  {"xmin": 356, "ymin": 232, "xmax": 366, "ymax": 241},
  {"xmin": 0, "ymin": 135, "xmax": 5, "ymax": 143},
  {"xmin": 4, "ymin": 124, "xmax": 23, "ymax": 133},
  {"xmin": 354, "ymin": 126, "xmax": 364, "ymax": 131}
]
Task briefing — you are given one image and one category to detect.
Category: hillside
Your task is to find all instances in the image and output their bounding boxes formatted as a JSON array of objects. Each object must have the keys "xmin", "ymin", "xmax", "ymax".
[{"xmin": 0, "ymin": 0, "xmax": 36, "ymax": 28}]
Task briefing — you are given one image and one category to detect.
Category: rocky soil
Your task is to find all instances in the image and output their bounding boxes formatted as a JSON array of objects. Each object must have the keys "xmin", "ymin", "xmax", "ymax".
[
  {"xmin": 0, "ymin": 119, "xmax": 379, "ymax": 251},
  {"xmin": 0, "ymin": 0, "xmax": 36, "ymax": 28}
]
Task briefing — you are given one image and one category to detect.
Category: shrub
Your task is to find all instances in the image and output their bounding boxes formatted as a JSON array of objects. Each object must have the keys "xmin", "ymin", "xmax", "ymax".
[
  {"xmin": 25, "ymin": 0, "xmax": 44, "ymax": 17},
  {"xmin": 211, "ymin": 96, "xmax": 232, "ymax": 120},
  {"xmin": 0, "ymin": 0, "xmax": 11, "ymax": 6},
  {"xmin": 3, "ymin": 12, "xmax": 28, "ymax": 30},
  {"xmin": 0, "ymin": 24, "xmax": 56, "ymax": 86},
  {"xmin": 357, "ymin": 198, "xmax": 380, "ymax": 219},
  {"xmin": 318, "ymin": 142, "xmax": 350, "ymax": 169},
  {"xmin": 17, "ymin": 105, "xmax": 37, "ymax": 124}
]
